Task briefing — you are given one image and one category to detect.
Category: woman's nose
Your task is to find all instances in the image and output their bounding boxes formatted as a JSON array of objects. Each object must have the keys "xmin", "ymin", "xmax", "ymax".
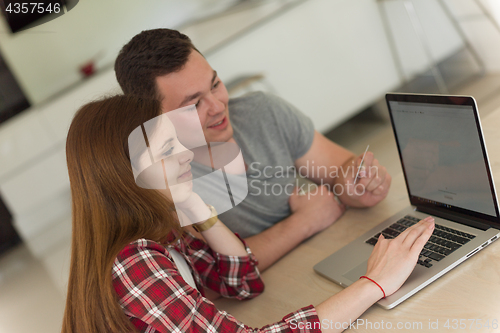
[{"xmin": 178, "ymin": 147, "xmax": 194, "ymax": 164}]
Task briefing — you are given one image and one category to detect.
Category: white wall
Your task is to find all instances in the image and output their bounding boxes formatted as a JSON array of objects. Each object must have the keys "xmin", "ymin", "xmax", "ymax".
[
  {"xmin": 382, "ymin": 0, "xmax": 464, "ymax": 80},
  {"xmin": 0, "ymin": 0, "xmax": 235, "ymax": 105},
  {"xmin": 443, "ymin": 0, "xmax": 500, "ymax": 72},
  {"xmin": 1, "ymin": 0, "xmax": 498, "ymax": 106},
  {"xmin": 486, "ymin": 0, "xmax": 500, "ymax": 24}
]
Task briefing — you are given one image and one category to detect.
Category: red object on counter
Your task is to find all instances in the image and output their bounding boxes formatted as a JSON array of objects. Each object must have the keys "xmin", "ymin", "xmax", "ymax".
[{"xmin": 80, "ymin": 62, "xmax": 95, "ymax": 77}]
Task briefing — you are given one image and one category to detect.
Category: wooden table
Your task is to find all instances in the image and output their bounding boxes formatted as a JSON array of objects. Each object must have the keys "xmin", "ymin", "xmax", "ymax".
[{"xmin": 214, "ymin": 107, "xmax": 500, "ymax": 332}]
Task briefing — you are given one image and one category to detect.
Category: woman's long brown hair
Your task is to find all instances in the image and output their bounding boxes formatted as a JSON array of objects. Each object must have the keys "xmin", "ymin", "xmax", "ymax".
[{"xmin": 62, "ymin": 95, "xmax": 182, "ymax": 333}]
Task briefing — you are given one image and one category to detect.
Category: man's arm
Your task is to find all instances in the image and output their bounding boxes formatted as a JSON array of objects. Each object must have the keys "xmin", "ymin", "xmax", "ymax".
[
  {"xmin": 245, "ymin": 132, "xmax": 391, "ymax": 271},
  {"xmin": 243, "ymin": 132, "xmax": 350, "ymax": 271},
  {"xmin": 188, "ymin": 132, "xmax": 389, "ymax": 272},
  {"xmin": 296, "ymin": 131, "xmax": 391, "ymax": 207},
  {"xmin": 245, "ymin": 186, "xmax": 345, "ymax": 271},
  {"xmin": 187, "ymin": 185, "xmax": 344, "ymax": 273}
]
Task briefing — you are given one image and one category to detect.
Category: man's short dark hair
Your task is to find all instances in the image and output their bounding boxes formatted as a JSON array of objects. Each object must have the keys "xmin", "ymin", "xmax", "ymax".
[{"xmin": 115, "ymin": 29, "xmax": 199, "ymax": 100}]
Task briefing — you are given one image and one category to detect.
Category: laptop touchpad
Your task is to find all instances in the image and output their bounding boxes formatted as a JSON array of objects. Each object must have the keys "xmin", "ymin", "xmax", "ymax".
[{"xmin": 342, "ymin": 260, "xmax": 368, "ymax": 282}]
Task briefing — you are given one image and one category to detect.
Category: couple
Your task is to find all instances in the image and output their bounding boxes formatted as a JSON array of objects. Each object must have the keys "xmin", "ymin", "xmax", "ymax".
[{"xmin": 61, "ymin": 29, "xmax": 435, "ymax": 332}]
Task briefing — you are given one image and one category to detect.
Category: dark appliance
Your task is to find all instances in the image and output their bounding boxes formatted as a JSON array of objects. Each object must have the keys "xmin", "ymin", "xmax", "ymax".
[{"xmin": 0, "ymin": 192, "xmax": 21, "ymax": 256}]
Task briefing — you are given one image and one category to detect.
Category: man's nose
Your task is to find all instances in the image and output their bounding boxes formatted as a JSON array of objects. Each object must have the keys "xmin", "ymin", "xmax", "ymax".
[{"xmin": 206, "ymin": 94, "xmax": 225, "ymax": 116}]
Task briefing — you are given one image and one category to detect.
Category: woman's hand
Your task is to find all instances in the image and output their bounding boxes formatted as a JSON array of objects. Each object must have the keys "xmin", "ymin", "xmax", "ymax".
[
  {"xmin": 175, "ymin": 192, "xmax": 247, "ymax": 256},
  {"xmin": 313, "ymin": 217, "xmax": 435, "ymax": 332},
  {"xmin": 365, "ymin": 216, "xmax": 435, "ymax": 296},
  {"xmin": 175, "ymin": 192, "xmax": 211, "ymax": 226}
]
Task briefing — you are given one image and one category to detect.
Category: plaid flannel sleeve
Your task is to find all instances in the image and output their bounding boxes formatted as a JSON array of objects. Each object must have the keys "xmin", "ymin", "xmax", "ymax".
[
  {"xmin": 180, "ymin": 232, "xmax": 264, "ymax": 300},
  {"xmin": 112, "ymin": 239, "xmax": 322, "ymax": 333}
]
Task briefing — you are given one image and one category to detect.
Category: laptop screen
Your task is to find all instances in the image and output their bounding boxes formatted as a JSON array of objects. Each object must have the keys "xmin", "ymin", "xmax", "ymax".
[{"xmin": 387, "ymin": 94, "xmax": 500, "ymax": 225}]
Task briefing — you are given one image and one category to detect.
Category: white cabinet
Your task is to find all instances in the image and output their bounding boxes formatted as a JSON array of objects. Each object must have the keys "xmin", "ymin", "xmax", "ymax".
[
  {"xmin": 0, "ymin": 149, "xmax": 70, "ymax": 239},
  {"xmin": 37, "ymin": 70, "xmax": 121, "ymax": 143},
  {"xmin": 0, "ymin": 111, "xmax": 53, "ymax": 180},
  {"xmin": 205, "ymin": 0, "xmax": 402, "ymax": 133},
  {"xmin": 201, "ymin": 0, "xmax": 465, "ymax": 132},
  {"xmin": 0, "ymin": 69, "xmax": 120, "ymax": 255}
]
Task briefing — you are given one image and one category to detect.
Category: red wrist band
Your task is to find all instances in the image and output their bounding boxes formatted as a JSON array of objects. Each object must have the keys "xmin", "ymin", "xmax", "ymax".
[{"xmin": 359, "ymin": 276, "xmax": 386, "ymax": 299}]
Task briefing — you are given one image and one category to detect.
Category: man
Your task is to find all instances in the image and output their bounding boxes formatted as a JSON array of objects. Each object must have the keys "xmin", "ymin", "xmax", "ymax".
[{"xmin": 115, "ymin": 29, "xmax": 391, "ymax": 271}]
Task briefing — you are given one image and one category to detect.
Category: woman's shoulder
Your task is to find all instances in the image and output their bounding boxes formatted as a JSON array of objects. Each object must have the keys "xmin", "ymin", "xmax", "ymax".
[
  {"xmin": 115, "ymin": 238, "xmax": 170, "ymax": 263},
  {"xmin": 114, "ymin": 232, "xmax": 206, "ymax": 264},
  {"xmin": 112, "ymin": 239, "xmax": 178, "ymax": 281}
]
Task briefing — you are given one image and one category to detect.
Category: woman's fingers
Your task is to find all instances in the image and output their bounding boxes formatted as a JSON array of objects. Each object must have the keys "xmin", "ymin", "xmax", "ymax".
[
  {"xmin": 372, "ymin": 234, "xmax": 386, "ymax": 254},
  {"xmin": 365, "ymin": 217, "xmax": 435, "ymax": 296},
  {"xmin": 395, "ymin": 216, "xmax": 433, "ymax": 246},
  {"xmin": 410, "ymin": 220, "xmax": 435, "ymax": 256}
]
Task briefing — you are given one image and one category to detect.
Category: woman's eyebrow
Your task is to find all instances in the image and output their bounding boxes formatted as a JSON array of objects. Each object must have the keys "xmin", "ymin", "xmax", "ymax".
[{"xmin": 160, "ymin": 138, "xmax": 174, "ymax": 150}]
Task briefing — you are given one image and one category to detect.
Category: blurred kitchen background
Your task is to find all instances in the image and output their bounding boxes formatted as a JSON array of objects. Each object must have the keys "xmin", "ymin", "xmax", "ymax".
[{"xmin": 1, "ymin": 0, "xmax": 500, "ymax": 331}]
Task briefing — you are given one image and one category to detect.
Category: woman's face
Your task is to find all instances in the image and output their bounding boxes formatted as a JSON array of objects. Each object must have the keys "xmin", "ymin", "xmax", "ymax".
[{"xmin": 138, "ymin": 115, "xmax": 194, "ymax": 203}]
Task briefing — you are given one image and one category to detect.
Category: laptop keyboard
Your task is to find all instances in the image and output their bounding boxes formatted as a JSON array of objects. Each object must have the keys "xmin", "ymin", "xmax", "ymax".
[{"xmin": 365, "ymin": 215, "xmax": 476, "ymax": 268}]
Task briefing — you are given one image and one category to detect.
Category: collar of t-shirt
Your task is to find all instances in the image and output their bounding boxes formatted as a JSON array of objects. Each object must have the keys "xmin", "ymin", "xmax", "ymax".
[{"xmin": 168, "ymin": 248, "xmax": 198, "ymax": 291}]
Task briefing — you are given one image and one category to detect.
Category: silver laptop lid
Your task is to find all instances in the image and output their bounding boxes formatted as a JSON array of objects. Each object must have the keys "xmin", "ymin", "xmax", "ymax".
[{"xmin": 386, "ymin": 93, "xmax": 500, "ymax": 229}]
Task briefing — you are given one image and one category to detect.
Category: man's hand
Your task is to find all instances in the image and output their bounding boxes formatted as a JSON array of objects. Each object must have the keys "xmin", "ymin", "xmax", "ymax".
[
  {"xmin": 295, "ymin": 132, "xmax": 391, "ymax": 208},
  {"xmin": 337, "ymin": 151, "xmax": 391, "ymax": 207},
  {"xmin": 289, "ymin": 185, "xmax": 346, "ymax": 238}
]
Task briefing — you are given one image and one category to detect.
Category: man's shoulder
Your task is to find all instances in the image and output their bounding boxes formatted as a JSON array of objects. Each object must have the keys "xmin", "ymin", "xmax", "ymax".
[
  {"xmin": 229, "ymin": 91, "xmax": 315, "ymax": 161},
  {"xmin": 229, "ymin": 91, "xmax": 296, "ymax": 125},
  {"xmin": 229, "ymin": 91, "xmax": 267, "ymax": 111}
]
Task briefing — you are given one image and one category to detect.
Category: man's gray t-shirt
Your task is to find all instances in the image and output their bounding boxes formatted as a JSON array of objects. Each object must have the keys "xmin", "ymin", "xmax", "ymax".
[{"xmin": 192, "ymin": 91, "xmax": 315, "ymax": 238}]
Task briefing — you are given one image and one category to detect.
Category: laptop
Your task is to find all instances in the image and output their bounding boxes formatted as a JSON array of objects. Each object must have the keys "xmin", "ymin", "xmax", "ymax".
[{"xmin": 314, "ymin": 93, "xmax": 500, "ymax": 309}]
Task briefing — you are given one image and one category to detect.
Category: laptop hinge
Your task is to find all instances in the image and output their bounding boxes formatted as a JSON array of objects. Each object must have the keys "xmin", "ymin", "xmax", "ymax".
[{"xmin": 416, "ymin": 206, "xmax": 491, "ymax": 231}]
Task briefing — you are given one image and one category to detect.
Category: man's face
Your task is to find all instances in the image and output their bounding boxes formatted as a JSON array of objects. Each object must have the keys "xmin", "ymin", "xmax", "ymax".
[{"xmin": 155, "ymin": 50, "xmax": 233, "ymax": 143}]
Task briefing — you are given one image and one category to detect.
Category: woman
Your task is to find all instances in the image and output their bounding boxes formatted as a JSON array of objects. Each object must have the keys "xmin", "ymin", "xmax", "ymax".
[{"xmin": 62, "ymin": 95, "xmax": 434, "ymax": 333}]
